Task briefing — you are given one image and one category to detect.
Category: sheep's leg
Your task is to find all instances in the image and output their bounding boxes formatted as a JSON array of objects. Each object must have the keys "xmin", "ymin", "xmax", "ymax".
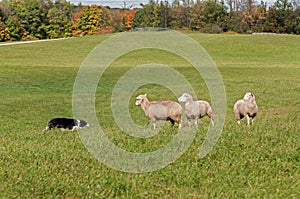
[
  {"xmin": 194, "ymin": 118, "xmax": 198, "ymax": 126},
  {"xmin": 194, "ymin": 117, "xmax": 199, "ymax": 129},
  {"xmin": 178, "ymin": 121, "xmax": 182, "ymax": 128},
  {"xmin": 235, "ymin": 112, "xmax": 242, "ymax": 125},
  {"xmin": 153, "ymin": 122, "xmax": 156, "ymax": 129},
  {"xmin": 172, "ymin": 115, "xmax": 182, "ymax": 129},
  {"xmin": 246, "ymin": 115, "xmax": 250, "ymax": 126},
  {"xmin": 251, "ymin": 117, "xmax": 255, "ymax": 125},
  {"xmin": 207, "ymin": 111, "xmax": 214, "ymax": 127},
  {"xmin": 209, "ymin": 114, "xmax": 214, "ymax": 126},
  {"xmin": 151, "ymin": 118, "xmax": 157, "ymax": 129},
  {"xmin": 210, "ymin": 118, "xmax": 215, "ymax": 126},
  {"xmin": 188, "ymin": 120, "xmax": 192, "ymax": 128},
  {"xmin": 169, "ymin": 119, "xmax": 175, "ymax": 126}
]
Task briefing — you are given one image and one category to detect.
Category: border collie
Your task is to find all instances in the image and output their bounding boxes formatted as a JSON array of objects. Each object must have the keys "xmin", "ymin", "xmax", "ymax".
[{"xmin": 43, "ymin": 118, "xmax": 89, "ymax": 132}]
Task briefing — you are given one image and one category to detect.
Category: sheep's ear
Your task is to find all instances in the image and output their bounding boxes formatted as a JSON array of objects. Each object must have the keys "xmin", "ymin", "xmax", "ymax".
[{"xmin": 144, "ymin": 93, "xmax": 147, "ymax": 97}]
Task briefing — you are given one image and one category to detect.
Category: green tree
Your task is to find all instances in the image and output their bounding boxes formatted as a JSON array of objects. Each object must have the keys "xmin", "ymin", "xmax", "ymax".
[
  {"xmin": 189, "ymin": 1, "xmax": 227, "ymax": 32},
  {"xmin": 291, "ymin": 7, "xmax": 300, "ymax": 34},
  {"xmin": 132, "ymin": 2, "xmax": 161, "ymax": 28},
  {"xmin": 0, "ymin": 1, "xmax": 11, "ymax": 22},
  {"xmin": 46, "ymin": 7, "xmax": 65, "ymax": 38},
  {"xmin": 159, "ymin": 0, "xmax": 172, "ymax": 28},
  {"xmin": 8, "ymin": 0, "xmax": 45, "ymax": 39},
  {"xmin": 46, "ymin": 0, "xmax": 73, "ymax": 38},
  {"xmin": 5, "ymin": 16, "xmax": 27, "ymax": 40}
]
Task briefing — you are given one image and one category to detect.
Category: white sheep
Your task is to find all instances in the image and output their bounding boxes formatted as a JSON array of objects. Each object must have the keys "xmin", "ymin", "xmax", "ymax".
[
  {"xmin": 135, "ymin": 94, "xmax": 183, "ymax": 129},
  {"xmin": 178, "ymin": 93, "xmax": 214, "ymax": 127},
  {"xmin": 233, "ymin": 92, "xmax": 258, "ymax": 125}
]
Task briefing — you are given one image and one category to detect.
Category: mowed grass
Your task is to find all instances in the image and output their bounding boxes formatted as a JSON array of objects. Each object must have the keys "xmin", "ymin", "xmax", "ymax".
[{"xmin": 0, "ymin": 33, "xmax": 299, "ymax": 198}]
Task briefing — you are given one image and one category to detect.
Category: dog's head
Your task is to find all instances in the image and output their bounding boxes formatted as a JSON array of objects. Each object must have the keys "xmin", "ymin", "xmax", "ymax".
[{"xmin": 78, "ymin": 120, "xmax": 90, "ymax": 128}]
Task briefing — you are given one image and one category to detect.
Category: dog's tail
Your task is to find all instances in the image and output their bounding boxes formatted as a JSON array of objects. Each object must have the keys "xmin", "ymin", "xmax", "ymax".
[{"xmin": 42, "ymin": 126, "xmax": 49, "ymax": 132}]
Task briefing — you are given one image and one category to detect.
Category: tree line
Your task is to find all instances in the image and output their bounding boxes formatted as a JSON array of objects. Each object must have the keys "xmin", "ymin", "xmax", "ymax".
[
  {"xmin": 0, "ymin": 0, "xmax": 299, "ymax": 42},
  {"xmin": 134, "ymin": 0, "xmax": 300, "ymax": 34}
]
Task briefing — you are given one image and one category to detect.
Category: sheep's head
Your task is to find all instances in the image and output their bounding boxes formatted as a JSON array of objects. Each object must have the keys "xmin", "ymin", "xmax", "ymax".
[
  {"xmin": 243, "ymin": 92, "xmax": 255, "ymax": 101},
  {"xmin": 135, "ymin": 94, "xmax": 147, "ymax": 106},
  {"xmin": 178, "ymin": 93, "xmax": 193, "ymax": 103}
]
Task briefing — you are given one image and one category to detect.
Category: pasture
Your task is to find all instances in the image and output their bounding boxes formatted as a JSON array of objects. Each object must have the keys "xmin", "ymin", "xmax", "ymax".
[{"xmin": 0, "ymin": 33, "xmax": 299, "ymax": 198}]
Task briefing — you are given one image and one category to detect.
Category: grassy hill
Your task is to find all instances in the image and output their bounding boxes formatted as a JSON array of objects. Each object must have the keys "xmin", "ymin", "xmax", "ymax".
[{"xmin": 0, "ymin": 33, "xmax": 299, "ymax": 198}]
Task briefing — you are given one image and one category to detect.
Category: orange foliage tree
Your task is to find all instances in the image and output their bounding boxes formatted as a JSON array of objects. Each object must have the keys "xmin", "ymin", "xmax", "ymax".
[
  {"xmin": 111, "ymin": 9, "xmax": 136, "ymax": 32},
  {"xmin": 125, "ymin": 10, "xmax": 136, "ymax": 30}
]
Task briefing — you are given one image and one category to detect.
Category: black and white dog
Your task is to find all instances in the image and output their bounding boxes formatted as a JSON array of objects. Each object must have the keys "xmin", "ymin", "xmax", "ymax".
[{"xmin": 43, "ymin": 118, "xmax": 89, "ymax": 132}]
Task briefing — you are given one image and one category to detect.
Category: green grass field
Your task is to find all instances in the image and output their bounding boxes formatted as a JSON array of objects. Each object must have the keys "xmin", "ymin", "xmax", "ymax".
[{"xmin": 0, "ymin": 33, "xmax": 299, "ymax": 198}]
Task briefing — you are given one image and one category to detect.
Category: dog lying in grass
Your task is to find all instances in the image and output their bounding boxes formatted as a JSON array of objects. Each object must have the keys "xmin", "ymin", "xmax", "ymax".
[{"xmin": 43, "ymin": 118, "xmax": 89, "ymax": 132}]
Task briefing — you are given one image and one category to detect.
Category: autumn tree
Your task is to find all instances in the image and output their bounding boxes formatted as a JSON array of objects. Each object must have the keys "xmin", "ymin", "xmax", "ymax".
[
  {"xmin": 0, "ymin": 17, "xmax": 10, "ymax": 41},
  {"xmin": 268, "ymin": 0, "xmax": 295, "ymax": 33},
  {"xmin": 171, "ymin": 2, "xmax": 191, "ymax": 28},
  {"xmin": 98, "ymin": 6, "xmax": 112, "ymax": 31},
  {"xmin": 111, "ymin": 9, "xmax": 134, "ymax": 32},
  {"xmin": 125, "ymin": 10, "xmax": 136, "ymax": 30},
  {"xmin": 73, "ymin": 5, "xmax": 113, "ymax": 36},
  {"xmin": 74, "ymin": 5, "xmax": 101, "ymax": 35},
  {"xmin": 1, "ymin": 0, "xmax": 300, "ymax": 42}
]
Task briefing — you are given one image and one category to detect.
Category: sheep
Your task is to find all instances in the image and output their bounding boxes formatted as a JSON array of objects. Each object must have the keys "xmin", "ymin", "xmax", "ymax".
[
  {"xmin": 135, "ymin": 94, "xmax": 183, "ymax": 129},
  {"xmin": 233, "ymin": 92, "xmax": 258, "ymax": 125},
  {"xmin": 178, "ymin": 93, "xmax": 214, "ymax": 127}
]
